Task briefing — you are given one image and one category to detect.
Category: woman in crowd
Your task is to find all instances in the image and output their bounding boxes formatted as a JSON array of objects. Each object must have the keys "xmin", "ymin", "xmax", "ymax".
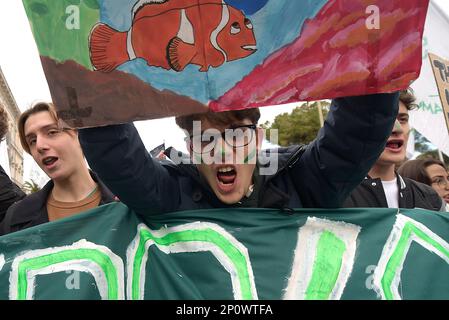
[{"xmin": 398, "ymin": 158, "xmax": 449, "ymax": 211}]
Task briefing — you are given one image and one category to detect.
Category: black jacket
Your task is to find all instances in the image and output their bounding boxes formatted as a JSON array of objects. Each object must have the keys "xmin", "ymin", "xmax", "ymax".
[
  {"xmin": 0, "ymin": 165, "xmax": 25, "ymax": 223},
  {"xmin": 0, "ymin": 171, "xmax": 115, "ymax": 235},
  {"xmin": 343, "ymin": 174, "xmax": 445, "ymax": 211},
  {"xmin": 79, "ymin": 93, "xmax": 399, "ymax": 216}
]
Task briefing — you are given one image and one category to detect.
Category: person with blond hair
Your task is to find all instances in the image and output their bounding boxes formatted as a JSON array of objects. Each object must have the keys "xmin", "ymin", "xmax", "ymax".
[{"xmin": 0, "ymin": 102, "xmax": 115, "ymax": 235}]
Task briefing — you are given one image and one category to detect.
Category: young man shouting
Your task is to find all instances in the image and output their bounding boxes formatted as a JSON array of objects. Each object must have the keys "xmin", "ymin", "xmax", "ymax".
[
  {"xmin": 79, "ymin": 93, "xmax": 399, "ymax": 215},
  {"xmin": 343, "ymin": 89, "xmax": 445, "ymax": 211}
]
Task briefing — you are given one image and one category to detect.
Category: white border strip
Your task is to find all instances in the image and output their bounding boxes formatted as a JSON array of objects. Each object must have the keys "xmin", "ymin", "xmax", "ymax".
[
  {"xmin": 9, "ymin": 240, "xmax": 124, "ymax": 300},
  {"xmin": 283, "ymin": 217, "xmax": 361, "ymax": 300},
  {"xmin": 373, "ymin": 214, "xmax": 449, "ymax": 300},
  {"xmin": 126, "ymin": 222, "xmax": 257, "ymax": 300}
]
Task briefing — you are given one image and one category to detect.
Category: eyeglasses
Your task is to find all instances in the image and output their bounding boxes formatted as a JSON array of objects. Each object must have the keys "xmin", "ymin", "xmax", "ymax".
[
  {"xmin": 432, "ymin": 177, "xmax": 449, "ymax": 188},
  {"xmin": 186, "ymin": 124, "xmax": 257, "ymax": 154}
]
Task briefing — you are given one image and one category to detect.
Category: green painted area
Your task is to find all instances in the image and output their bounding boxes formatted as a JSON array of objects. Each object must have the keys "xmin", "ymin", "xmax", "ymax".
[
  {"xmin": 22, "ymin": 0, "xmax": 100, "ymax": 68},
  {"xmin": 305, "ymin": 231, "xmax": 346, "ymax": 300},
  {"xmin": 418, "ymin": 101, "xmax": 443, "ymax": 115},
  {"xmin": 244, "ymin": 148, "xmax": 257, "ymax": 164},
  {"xmin": 131, "ymin": 227, "xmax": 254, "ymax": 300},
  {"xmin": 381, "ymin": 221, "xmax": 449, "ymax": 300},
  {"xmin": 16, "ymin": 248, "xmax": 119, "ymax": 300},
  {"xmin": 1, "ymin": 203, "xmax": 449, "ymax": 300},
  {"xmin": 194, "ymin": 153, "xmax": 203, "ymax": 164},
  {"xmin": 422, "ymin": 36, "xmax": 428, "ymax": 61}
]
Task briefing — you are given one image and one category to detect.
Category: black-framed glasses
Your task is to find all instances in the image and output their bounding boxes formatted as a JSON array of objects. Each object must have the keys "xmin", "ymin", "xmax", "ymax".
[
  {"xmin": 432, "ymin": 177, "xmax": 449, "ymax": 188},
  {"xmin": 186, "ymin": 124, "xmax": 257, "ymax": 154}
]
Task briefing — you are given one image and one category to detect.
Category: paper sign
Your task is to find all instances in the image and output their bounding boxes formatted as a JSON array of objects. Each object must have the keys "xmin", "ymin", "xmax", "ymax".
[{"xmin": 429, "ymin": 52, "xmax": 449, "ymax": 135}]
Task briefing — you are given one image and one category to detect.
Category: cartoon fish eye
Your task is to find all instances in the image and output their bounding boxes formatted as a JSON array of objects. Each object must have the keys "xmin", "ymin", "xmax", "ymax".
[
  {"xmin": 245, "ymin": 19, "xmax": 253, "ymax": 30},
  {"xmin": 230, "ymin": 22, "xmax": 241, "ymax": 35}
]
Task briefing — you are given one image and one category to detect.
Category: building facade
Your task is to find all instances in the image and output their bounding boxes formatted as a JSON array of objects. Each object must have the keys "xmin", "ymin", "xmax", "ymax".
[{"xmin": 0, "ymin": 67, "xmax": 24, "ymax": 186}]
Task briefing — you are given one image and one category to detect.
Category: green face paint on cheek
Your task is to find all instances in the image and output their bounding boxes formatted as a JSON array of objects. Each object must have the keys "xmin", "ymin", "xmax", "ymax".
[
  {"xmin": 194, "ymin": 153, "xmax": 202, "ymax": 164},
  {"xmin": 244, "ymin": 148, "xmax": 257, "ymax": 164}
]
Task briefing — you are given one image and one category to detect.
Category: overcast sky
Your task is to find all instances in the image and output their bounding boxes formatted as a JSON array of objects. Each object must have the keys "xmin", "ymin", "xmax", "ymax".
[{"xmin": 1, "ymin": 0, "xmax": 448, "ymax": 184}]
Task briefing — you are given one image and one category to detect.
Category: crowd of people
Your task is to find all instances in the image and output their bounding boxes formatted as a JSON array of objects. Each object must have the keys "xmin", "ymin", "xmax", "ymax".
[{"xmin": 0, "ymin": 88, "xmax": 448, "ymax": 236}]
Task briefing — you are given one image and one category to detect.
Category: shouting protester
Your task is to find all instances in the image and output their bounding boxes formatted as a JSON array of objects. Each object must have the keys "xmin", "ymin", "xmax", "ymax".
[
  {"xmin": 79, "ymin": 92, "xmax": 399, "ymax": 215},
  {"xmin": 344, "ymin": 89, "xmax": 445, "ymax": 211}
]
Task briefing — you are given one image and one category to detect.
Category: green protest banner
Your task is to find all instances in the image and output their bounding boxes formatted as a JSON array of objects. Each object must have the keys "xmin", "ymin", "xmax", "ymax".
[{"xmin": 0, "ymin": 202, "xmax": 448, "ymax": 300}]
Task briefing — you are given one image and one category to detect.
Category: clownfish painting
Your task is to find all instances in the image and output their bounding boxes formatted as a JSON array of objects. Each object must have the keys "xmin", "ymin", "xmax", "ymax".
[{"xmin": 89, "ymin": 0, "xmax": 258, "ymax": 73}]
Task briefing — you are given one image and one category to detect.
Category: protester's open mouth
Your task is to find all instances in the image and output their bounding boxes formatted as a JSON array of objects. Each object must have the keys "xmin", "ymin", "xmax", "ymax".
[
  {"xmin": 385, "ymin": 139, "xmax": 404, "ymax": 152},
  {"xmin": 42, "ymin": 156, "xmax": 58, "ymax": 169},
  {"xmin": 216, "ymin": 166, "xmax": 237, "ymax": 193}
]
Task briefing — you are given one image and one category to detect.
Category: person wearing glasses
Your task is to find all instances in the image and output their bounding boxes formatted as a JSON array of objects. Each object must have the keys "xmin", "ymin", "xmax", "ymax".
[
  {"xmin": 79, "ymin": 91, "xmax": 400, "ymax": 214},
  {"xmin": 0, "ymin": 102, "xmax": 116, "ymax": 235},
  {"xmin": 398, "ymin": 158, "xmax": 449, "ymax": 211},
  {"xmin": 343, "ymin": 89, "xmax": 445, "ymax": 212}
]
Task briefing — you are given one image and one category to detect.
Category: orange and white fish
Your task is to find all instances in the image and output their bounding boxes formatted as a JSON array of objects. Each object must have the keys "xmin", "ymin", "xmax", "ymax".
[{"xmin": 89, "ymin": 0, "xmax": 257, "ymax": 73}]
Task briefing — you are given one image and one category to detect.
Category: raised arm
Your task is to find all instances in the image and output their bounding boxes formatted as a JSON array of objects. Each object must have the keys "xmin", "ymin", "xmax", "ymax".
[
  {"xmin": 290, "ymin": 93, "xmax": 399, "ymax": 208},
  {"xmin": 79, "ymin": 123, "xmax": 180, "ymax": 216}
]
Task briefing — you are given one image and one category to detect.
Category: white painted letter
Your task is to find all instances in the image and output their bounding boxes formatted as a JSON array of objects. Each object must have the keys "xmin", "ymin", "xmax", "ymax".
[{"xmin": 66, "ymin": 5, "xmax": 80, "ymax": 30}]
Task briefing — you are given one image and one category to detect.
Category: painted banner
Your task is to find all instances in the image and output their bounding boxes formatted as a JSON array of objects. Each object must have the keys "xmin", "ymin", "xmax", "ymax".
[
  {"xmin": 0, "ymin": 202, "xmax": 449, "ymax": 300},
  {"xmin": 429, "ymin": 53, "xmax": 449, "ymax": 135},
  {"xmin": 411, "ymin": 1, "xmax": 449, "ymax": 156},
  {"xmin": 22, "ymin": 0, "xmax": 429, "ymax": 128}
]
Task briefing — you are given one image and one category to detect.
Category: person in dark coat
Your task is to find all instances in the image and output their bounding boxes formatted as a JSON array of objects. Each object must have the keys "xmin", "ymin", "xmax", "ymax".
[
  {"xmin": 0, "ymin": 102, "xmax": 116, "ymax": 235},
  {"xmin": 0, "ymin": 165, "xmax": 25, "ymax": 224},
  {"xmin": 344, "ymin": 89, "xmax": 445, "ymax": 211},
  {"xmin": 0, "ymin": 103, "xmax": 25, "ymax": 223},
  {"xmin": 78, "ymin": 93, "xmax": 399, "ymax": 216}
]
